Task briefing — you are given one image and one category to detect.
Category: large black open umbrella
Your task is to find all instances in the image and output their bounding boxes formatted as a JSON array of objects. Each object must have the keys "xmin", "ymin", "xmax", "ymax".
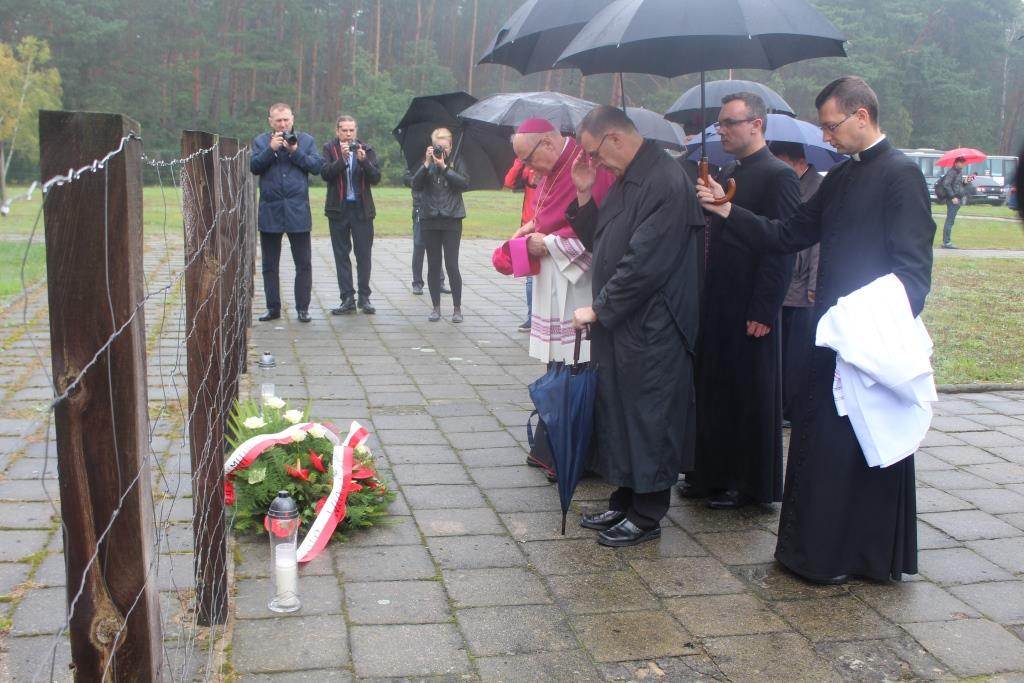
[
  {"xmin": 666, "ymin": 79, "xmax": 796, "ymax": 134},
  {"xmin": 459, "ymin": 91, "xmax": 597, "ymax": 136},
  {"xmin": 478, "ymin": 0, "xmax": 609, "ymax": 75},
  {"xmin": 555, "ymin": 0, "xmax": 845, "ymax": 201},
  {"xmin": 392, "ymin": 92, "xmax": 514, "ymax": 191}
]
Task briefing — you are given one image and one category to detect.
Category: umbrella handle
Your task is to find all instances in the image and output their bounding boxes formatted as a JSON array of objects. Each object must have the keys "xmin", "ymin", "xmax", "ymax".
[
  {"xmin": 701, "ymin": 157, "xmax": 736, "ymax": 205},
  {"xmin": 573, "ymin": 325, "xmax": 591, "ymax": 367}
]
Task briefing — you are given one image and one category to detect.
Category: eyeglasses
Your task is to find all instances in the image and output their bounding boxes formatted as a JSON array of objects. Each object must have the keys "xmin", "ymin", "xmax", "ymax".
[
  {"xmin": 713, "ymin": 117, "xmax": 757, "ymax": 130},
  {"xmin": 586, "ymin": 134, "xmax": 611, "ymax": 161},
  {"xmin": 820, "ymin": 113, "xmax": 854, "ymax": 134},
  {"xmin": 518, "ymin": 138, "xmax": 544, "ymax": 166}
]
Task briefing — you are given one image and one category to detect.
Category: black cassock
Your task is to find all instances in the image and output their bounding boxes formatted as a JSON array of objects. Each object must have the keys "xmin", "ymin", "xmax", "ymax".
[
  {"xmin": 693, "ymin": 146, "xmax": 800, "ymax": 503},
  {"xmin": 723, "ymin": 138, "xmax": 935, "ymax": 581},
  {"xmin": 568, "ymin": 141, "xmax": 704, "ymax": 493}
]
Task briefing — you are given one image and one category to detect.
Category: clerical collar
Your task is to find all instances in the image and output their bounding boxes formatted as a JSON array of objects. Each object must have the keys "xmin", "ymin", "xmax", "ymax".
[
  {"xmin": 735, "ymin": 145, "xmax": 770, "ymax": 167},
  {"xmin": 852, "ymin": 135, "xmax": 888, "ymax": 162}
]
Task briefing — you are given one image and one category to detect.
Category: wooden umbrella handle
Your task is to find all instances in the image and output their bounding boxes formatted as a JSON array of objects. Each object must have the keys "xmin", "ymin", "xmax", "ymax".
[{"xmin": 700, "ymin": 157, "xmax": 736, "ymax": 205}]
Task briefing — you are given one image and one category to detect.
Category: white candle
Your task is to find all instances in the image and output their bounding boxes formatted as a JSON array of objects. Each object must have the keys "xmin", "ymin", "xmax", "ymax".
[{"xmin": 273, "ymin": 542, "xmax": 299, "ymax": 609}]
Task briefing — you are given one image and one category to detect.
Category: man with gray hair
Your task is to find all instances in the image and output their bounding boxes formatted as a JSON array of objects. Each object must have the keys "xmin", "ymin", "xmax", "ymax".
[
  {"xmin": 568, "ymin": 105, "xmax": 704, "ymax": 547},
  {"xmin": 681, "ymin": 91, "xmax": 801, "ymax": 511}
]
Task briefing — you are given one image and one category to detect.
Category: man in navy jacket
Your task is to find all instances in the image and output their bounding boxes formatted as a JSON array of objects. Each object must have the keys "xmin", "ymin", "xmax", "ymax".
[{"xmin": 250, "ymin": 103, "xmax": 324, "ymax": 323}]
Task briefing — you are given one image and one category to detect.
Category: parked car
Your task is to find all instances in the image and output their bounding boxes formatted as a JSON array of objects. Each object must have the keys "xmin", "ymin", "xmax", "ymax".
[{"xmin": 965, "ymin": 175, "xmax": 1007, "ymax": 206}]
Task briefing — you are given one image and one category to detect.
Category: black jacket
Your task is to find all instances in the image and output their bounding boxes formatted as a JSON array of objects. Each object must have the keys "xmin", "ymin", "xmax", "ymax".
[
  {"xmin": 938, "ymin": 167, "xmax": 970, "ymax": 202},
  {"xmin": 410, "ymin": 156, "xmax": 470, "ymax": 220},
  {"xmin": 321, "ymin": 139, "xmax": 382, "ymax": 219}
]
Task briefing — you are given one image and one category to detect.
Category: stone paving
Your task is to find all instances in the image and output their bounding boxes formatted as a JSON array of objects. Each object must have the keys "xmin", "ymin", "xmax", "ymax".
[{"xmin": 1, "ymin": 236, "xmax": 1024, "ymax": 680}]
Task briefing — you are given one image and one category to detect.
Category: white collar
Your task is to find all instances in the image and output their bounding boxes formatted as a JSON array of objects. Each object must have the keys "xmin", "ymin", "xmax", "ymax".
[{"xmin": 852, "ymin": 135, "xmax": 886, "ymax": 162}]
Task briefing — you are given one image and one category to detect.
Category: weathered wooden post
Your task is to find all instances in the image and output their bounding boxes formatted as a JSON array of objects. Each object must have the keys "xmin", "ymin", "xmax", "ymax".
[
  {"xmin": 181, "ymin": 130, "xmax": 228, "ymax": 626},
  {"xmin": 41, "ymin": 110, "xmax": 163, "ymax": 680}
]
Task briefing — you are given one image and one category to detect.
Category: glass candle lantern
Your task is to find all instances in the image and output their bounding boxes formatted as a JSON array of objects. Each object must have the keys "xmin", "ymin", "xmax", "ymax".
[
  {"xmin": 267, "ymin": 490, "xmax": 301, "ymax": 613},
  {"xmin": 257, "ymin": 351, "xmax": 276, "ymax": 409}
]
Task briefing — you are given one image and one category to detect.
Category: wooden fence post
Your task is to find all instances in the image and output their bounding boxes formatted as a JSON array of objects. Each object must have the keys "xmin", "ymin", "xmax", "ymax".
[
  {"xmin": 181, "ymin": 130, "xmax": 228, "ymax": 626},
  {"xmin": 217, "ymin": 137, "xmax": 242, "ymax": 435},
  {"xmin": 40, "ymin": 110, "xmax": 163, "ymax": 680}
]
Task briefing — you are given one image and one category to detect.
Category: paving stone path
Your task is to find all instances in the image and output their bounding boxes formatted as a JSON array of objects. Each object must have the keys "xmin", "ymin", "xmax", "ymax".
[{"xmin": 1, "ymin": 236, "xmax": 1024, "ymax": 681}]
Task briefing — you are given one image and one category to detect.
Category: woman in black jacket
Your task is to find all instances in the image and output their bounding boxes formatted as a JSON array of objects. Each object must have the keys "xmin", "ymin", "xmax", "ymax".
[{"xmin": 410, "ymin": 128, "xmax": 471, "ymax": 322}]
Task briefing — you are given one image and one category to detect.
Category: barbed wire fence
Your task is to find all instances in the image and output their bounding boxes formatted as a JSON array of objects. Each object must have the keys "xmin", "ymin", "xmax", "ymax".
[{"xmin": 3, "ymin": 110, "xmax": 258, "ymax": 681}]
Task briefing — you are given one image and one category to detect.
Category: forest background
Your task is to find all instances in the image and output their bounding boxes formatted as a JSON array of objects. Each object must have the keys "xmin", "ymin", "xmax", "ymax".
[{"xmin": 2, "ymin": 0, "xmax": 1023, "ymax": 189}]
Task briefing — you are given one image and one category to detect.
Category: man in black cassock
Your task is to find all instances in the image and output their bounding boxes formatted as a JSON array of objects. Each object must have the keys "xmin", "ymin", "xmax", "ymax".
[
  {"xmin": 567, "ymin": 105, "xmax": 704, "ymax": 547},
  {"xmin": 697, "ymin": 76, "xmax": 935, "ymax": 584},
  {"xmin": 682, "ymin": 93, "xmax": 801, "ymax": 510}
]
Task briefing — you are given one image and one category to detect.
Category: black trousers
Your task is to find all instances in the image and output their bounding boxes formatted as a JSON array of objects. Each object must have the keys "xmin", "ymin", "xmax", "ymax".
[
  {"xmin": 781, "ymin": 305, "xmax": 815, "ymax": 421},
  {"xmin": 422, "ymin": 219, "xmax": 463, "ymax": 307},
  {"xmin": 609, "ymin": 487, "xmax": 671, "ymax": 531},
  {"xmin": 328, "ymin": 209, "xmax": 374, "ymax": 300},
  {"xmin": 260, "ymin": 230, "xmax": 311, "ymax": 312},
  {"xmin": 411, "ymin": 216, "xmax": 444, "ymax": 287}
]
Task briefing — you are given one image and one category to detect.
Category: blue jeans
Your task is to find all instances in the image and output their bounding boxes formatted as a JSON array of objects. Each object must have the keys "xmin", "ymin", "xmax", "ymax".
[{"xmin": 942, "ymin": 200, "xmax": 960, "ymax": 245}]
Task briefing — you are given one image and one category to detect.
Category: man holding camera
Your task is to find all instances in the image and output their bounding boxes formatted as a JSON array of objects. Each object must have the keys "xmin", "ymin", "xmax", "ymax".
[
  {"xmin": 250, "ymin": 103, "xmax": 324, "ymax": 323},
  {"xmin": 322, "ymin": 115, "xmax": 382, "ymax": 314}
]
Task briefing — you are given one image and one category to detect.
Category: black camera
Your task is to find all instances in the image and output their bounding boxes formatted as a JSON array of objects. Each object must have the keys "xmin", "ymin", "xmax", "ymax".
[
  {"xmin": 278, "ymin": 130, "xmax": 298, "ymax": 146},
  {"xmin": 432, "ymin": 145, "xmax": 444, "ymax": 159},
  {"xmin": 349, "ymin": 142, "xmax": 359, "ymax": 154}
]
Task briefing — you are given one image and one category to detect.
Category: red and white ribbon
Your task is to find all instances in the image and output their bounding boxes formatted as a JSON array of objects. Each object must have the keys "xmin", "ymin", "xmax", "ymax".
[{"xmin": 224, "ymin": 420, "xmax": 370, "ymax": 563}]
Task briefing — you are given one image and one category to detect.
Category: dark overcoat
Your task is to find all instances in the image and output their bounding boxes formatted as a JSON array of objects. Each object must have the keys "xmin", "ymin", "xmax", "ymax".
[
  {"xmin": 568, "ymin": 140, "xmax": 704, "ymax": 493},
  {"xmin": 694, "ymin": 146, "xmax": 800, "ymax": 503},
  {"xmin": 723, "ymin": 138, "xmax": 935, "ymax": 581},
  {"xmin": 250, "ymin": 132, "xmax": 324, "ymax": 233}
]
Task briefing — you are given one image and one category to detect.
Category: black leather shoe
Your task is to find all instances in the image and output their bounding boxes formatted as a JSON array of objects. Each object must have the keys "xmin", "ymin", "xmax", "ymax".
[
  {"xmin": 597, "ymin": 519, "xmax": 661, "ymax": 547},
  {"xmin": 707, "ymin": 489, "xmax": 750, "ymax": 510},
  {"xmin": 580, "ymin": 510, "xmax": 626, "ymax": 531},
  {"xmin": 258, "ymin": 310, "xmax": 280, "ymax": 322},
  {"xmin": 331, "ymin": 297, "xmax": 356, "ymax": 315},
  {"xmin": 358, "ymin": 298, "xmax": 376, "ymax": 315},
  {"xmin": 676, "ymin": 480, "xmax": 709, "ymax": 499},
  {"xmin": 297, "ymin": 310, "xmax": 311, "ymax": 323}
]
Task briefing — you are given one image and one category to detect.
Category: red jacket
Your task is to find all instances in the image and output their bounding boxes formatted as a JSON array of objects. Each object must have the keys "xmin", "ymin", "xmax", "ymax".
[{"xmin": 504, "ymin": 159, "xmax": 539, "ymax": 225}]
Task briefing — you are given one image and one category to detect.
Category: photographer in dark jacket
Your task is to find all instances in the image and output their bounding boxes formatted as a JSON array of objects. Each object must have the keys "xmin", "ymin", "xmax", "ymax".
[
  {"xmin": 322, "ymin": 115, "xmax": 382, "ymax": 314},
  {"xmin": 250, "ymin": 103, "xmax": 324, "ymax": 323},
  {"xmin": 937, "ymin": 156, "xmax": 972, "ymax": 249},
  {"xmin": 410, "ymin": 127, "xmax": 470, "ymax": 323}
]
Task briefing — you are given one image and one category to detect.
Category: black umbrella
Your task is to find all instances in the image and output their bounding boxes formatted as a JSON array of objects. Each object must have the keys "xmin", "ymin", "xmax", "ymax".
[
  {"xmin": 459, "ymin": 91, "xmax": 598, "ymax": 136},
  {"xmin": 392, "ymin": 92, "xmax": 514, "ymax": 191},
  {"xmin": 555, "ymin": 0, "xmax": 845, "ymax": 202},
  {"xmin": 665, "ymin": 79, "xmax": 796, "ymax": 134},
  {"xmin": 625, "ymin": 107, "xmax": 687, "ymax": 150},
  {"xmin": 477, "ymin": 0, "xmax": 609, "ymax": 75}
]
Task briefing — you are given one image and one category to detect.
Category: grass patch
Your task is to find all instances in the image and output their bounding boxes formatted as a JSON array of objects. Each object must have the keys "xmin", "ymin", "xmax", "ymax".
[
  {"xmin": 933, "ymin": 204, "xmax": 1017, "ymax": 220},
  {"xmin": 930, "ymin": 217, "xmax": 1024, "ymax": 250},
  {"xmin": 0, "ymin": 241, "xmax": 45, "ymax": 297},
  {"xmin": 925, "ymin": 258, "xmax": 1024, "ymax": 385},
  {"xmin": 3, "ymin": 185, "xmax": 524, "ymax": 241}
]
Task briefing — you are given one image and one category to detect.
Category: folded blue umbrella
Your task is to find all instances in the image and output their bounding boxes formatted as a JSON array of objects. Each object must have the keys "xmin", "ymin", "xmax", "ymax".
[
  {"xmin": 685, "ymin": 114, "xmax": 848, "ymax": 171},
  {"xmin": 528, "ymin": 328, "xmax": 597, "ymax": 535}
]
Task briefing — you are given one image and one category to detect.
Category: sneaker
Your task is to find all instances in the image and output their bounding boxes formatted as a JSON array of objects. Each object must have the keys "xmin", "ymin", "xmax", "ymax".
[
  {"xmin": 411, "ymin": 283, "xmax": 424, "ymax": 295},
  {"xmin": 428, "ymin": 309, "xmax": 441, "ymax": 322},
  {"xmin": 518, "ymin": 321, "xmax": 531, "ymax": 331},
  {"xmin": 440, "ymin": 284, "xmax": 452, "ymax": 294},
  {"xmin": 452, "ymin": 311, "xmax": 464, "ymax": 324},
  {"xmin": 942, "ymin": 243, "xmax": 958, "ymax": 249}
]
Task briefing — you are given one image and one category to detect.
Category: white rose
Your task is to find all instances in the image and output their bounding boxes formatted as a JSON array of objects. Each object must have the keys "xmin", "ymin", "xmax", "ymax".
[
  {"xmin": 283, "ymin": 409, "xmax": 304, "ymax": 424},
  {"xmin": 243, "ymin": 416, "xmax": 266, "ymax": 430},
  {"xmin": 263, "ymin": 396, "xmax": 286, "ymax": 409},
  {"xmin": 308, "ymin": 424, "xmax": 327, "ymax": 439},
  {"xmin": 290, "ymin": 428, "xmax": 307, "ymax": 443}
]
